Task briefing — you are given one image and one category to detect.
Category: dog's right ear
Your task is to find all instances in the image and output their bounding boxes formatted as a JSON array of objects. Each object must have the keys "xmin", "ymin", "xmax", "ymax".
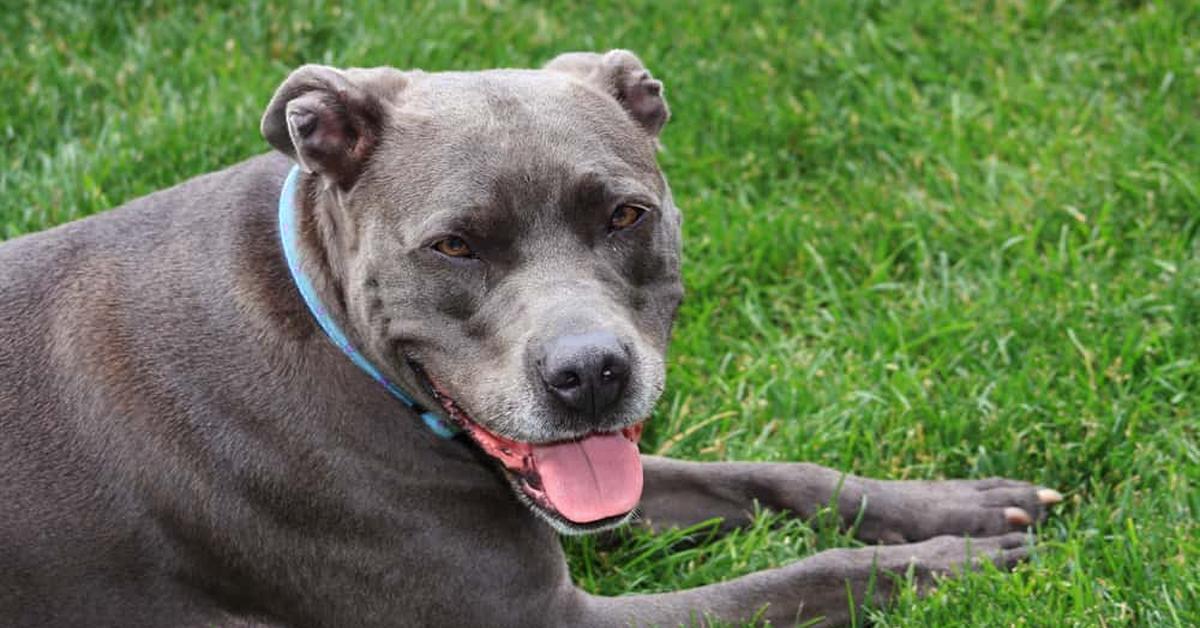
[
  {"xmin": 544, "ymin": 49, "xmax": 670, "ymax": 139},
  {"xmin": 261, "ymin": 65, "xmax": 393, "ymax": 189}
]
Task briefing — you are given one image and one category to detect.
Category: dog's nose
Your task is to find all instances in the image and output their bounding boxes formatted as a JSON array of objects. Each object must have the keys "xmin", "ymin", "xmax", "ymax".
[{"xmin": 539, "ymin": 331, "xmax": 630, "ymax": 418}]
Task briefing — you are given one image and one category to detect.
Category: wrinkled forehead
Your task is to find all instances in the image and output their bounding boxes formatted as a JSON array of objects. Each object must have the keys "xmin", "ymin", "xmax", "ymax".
[{"xmin": 363, "ymin": 69, "xmax": 664, "ymax": 212}]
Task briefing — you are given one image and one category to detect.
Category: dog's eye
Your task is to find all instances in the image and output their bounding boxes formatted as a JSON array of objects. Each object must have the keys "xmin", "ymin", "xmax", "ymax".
[
  {"xmin": 609, "ymin": 204, "xmax": 646, "ymax": 231},
  {"xmin": 432, "ymin": 237, "xmax": 474, "ymax": 258}
]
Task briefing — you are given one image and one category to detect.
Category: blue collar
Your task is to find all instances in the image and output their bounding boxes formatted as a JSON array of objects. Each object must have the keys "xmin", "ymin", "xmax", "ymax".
[{"xmin": 277, "ymin": 165, "xmax": 459, "ymax": 439}]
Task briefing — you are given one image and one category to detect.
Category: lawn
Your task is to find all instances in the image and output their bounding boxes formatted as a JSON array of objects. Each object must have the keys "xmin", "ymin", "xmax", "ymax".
[{"xmin": 2, "ymin": 0, "xmax": 1197, "ymax": 625}]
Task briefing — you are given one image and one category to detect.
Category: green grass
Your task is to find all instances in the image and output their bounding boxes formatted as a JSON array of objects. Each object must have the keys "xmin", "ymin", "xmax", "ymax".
[{"xmin": 3, "ymin": 0, "xmax": 1197, "ymax": 624}]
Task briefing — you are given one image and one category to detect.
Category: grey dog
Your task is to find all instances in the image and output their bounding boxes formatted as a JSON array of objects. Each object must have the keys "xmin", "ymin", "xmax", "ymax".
[{"xmin": 0, "ymin": 50, "xmax": 1061, "ymax": 626}]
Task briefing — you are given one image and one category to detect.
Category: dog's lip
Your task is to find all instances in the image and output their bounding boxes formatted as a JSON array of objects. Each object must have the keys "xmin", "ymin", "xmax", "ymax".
[
  {"xmin": 423, "ymin": 369, "xmax": 645, "ymax": 466},
  {"xmin": 406, "ymin": 358, "xmax": 645, "ymax": 527},
  {"xmin": 406, "ymin": 356, "xmax": 644, "ymax": 448}
]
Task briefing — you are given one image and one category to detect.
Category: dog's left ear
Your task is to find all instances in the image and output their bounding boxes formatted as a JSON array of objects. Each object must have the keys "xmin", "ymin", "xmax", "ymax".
[
  {"xmin": 261, "ymin": 65, "xmax": 400, "ymax": 189},
  {"xmin": 545, "ymin": 49, "xmax": 670, "ymax": 138}
]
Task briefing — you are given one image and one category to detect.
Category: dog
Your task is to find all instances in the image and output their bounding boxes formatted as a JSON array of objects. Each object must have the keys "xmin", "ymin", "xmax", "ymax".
[{"xmin": 0, "ymin": 50, "xmax": 1061, "ymax": 626}]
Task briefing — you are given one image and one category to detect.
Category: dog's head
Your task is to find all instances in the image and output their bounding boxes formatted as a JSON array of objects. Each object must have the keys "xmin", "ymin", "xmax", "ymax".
[{"xmin": 261, "ymin": 51, "xmax": 682, "ymax": 534}]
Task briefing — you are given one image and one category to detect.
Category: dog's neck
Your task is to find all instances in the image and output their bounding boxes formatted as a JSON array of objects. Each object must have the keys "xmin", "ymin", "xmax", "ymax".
[
  {"xmin": 295, "ymin": 172, "xmax": 355, "ymax": 330},
  {"xmin": 281, "ymin": 166, "xmax": 459, "ymax": 438}
]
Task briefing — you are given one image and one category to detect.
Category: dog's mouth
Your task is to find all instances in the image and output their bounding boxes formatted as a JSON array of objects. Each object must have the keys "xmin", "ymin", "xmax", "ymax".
[{"xmin": 410, "ymin": 362, "xmax": 644, "ymax": 532}]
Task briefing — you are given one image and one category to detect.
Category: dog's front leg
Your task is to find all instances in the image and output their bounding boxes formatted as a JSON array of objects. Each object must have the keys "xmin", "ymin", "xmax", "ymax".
[
  {"xmin": 569, "ymin": 531, "xmax": 1029, "ymax": 626},
  {"xmin": 639, "ymin": 455, "xmax": 1062, "ymax": 543}
]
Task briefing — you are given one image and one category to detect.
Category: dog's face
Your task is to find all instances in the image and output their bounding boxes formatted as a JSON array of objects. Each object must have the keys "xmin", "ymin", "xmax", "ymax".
[{"xmin": 263, "ymin": 52, "xmax": 682, "ymax": 533}]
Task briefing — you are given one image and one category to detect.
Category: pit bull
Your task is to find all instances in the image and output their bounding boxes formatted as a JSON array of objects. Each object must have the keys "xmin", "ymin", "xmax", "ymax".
[{"xmin": 0, "ymin": 50, "xmax": 1061, "ymax": 626}]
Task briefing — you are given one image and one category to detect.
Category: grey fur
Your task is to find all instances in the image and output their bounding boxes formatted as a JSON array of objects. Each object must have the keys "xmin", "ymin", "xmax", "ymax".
[{"xmin": 0, "ymin": 51, "xmax": 1054, "ymax": 626}]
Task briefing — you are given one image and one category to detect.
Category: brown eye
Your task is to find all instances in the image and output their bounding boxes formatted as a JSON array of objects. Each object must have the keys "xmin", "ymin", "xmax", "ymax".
[
  {"xmin": 432, "ymin": 237, "xmax": 474, "ymax": 258},
  {"xmin": 609, "ymin": 204, "xmax": 646, "ymax": 231}
]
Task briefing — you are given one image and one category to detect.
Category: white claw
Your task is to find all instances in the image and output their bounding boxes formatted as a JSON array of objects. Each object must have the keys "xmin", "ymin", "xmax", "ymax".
[
  {"xmin": 1037, "ymin": 488, "xmax": 1064, "ymax": 504},
  {"xmin": 1004, "ymin": 507, "xmax": 1032, "ymax": 526}
]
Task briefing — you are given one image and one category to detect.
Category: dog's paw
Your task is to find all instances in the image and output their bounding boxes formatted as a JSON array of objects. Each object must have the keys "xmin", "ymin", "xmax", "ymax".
[
  {"xmin": 791, "ymin": 532, "xmax": 1033, "ymax": 624},
  {"xmin": 851, "ymin": 477, "xmax": 1063, "ymax": 544},
  {"xmin": 865, "ymin": 531, "xmax": 1034, "ymax": 590}
]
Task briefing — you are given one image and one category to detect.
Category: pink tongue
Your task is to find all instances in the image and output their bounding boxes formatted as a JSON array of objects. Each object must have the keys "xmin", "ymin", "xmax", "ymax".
[{"xmin": 531, "ymin": 433, "xmax": 643, "ymax": 524}]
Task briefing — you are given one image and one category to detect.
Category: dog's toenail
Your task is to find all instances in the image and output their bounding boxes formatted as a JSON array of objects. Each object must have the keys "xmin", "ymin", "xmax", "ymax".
[
  {"xmin": 1037, "ymin": 488, "xmax": 1063, "ymax": 504},
  {"xmin": 1004, "ymin": 507, "xmax": 1032, "ymax": 526}
]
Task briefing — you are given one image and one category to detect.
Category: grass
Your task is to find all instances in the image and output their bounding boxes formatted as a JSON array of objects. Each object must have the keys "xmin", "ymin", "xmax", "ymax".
[{"xmin": 2, "ymin": 0, "xmax": 1197, "ymax": 624}]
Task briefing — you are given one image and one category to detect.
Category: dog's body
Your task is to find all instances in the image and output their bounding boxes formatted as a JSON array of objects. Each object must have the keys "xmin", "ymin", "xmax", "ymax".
[{"xmin": 0, "ymin": 52, "xmax": 1058, "ymax": 626}]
